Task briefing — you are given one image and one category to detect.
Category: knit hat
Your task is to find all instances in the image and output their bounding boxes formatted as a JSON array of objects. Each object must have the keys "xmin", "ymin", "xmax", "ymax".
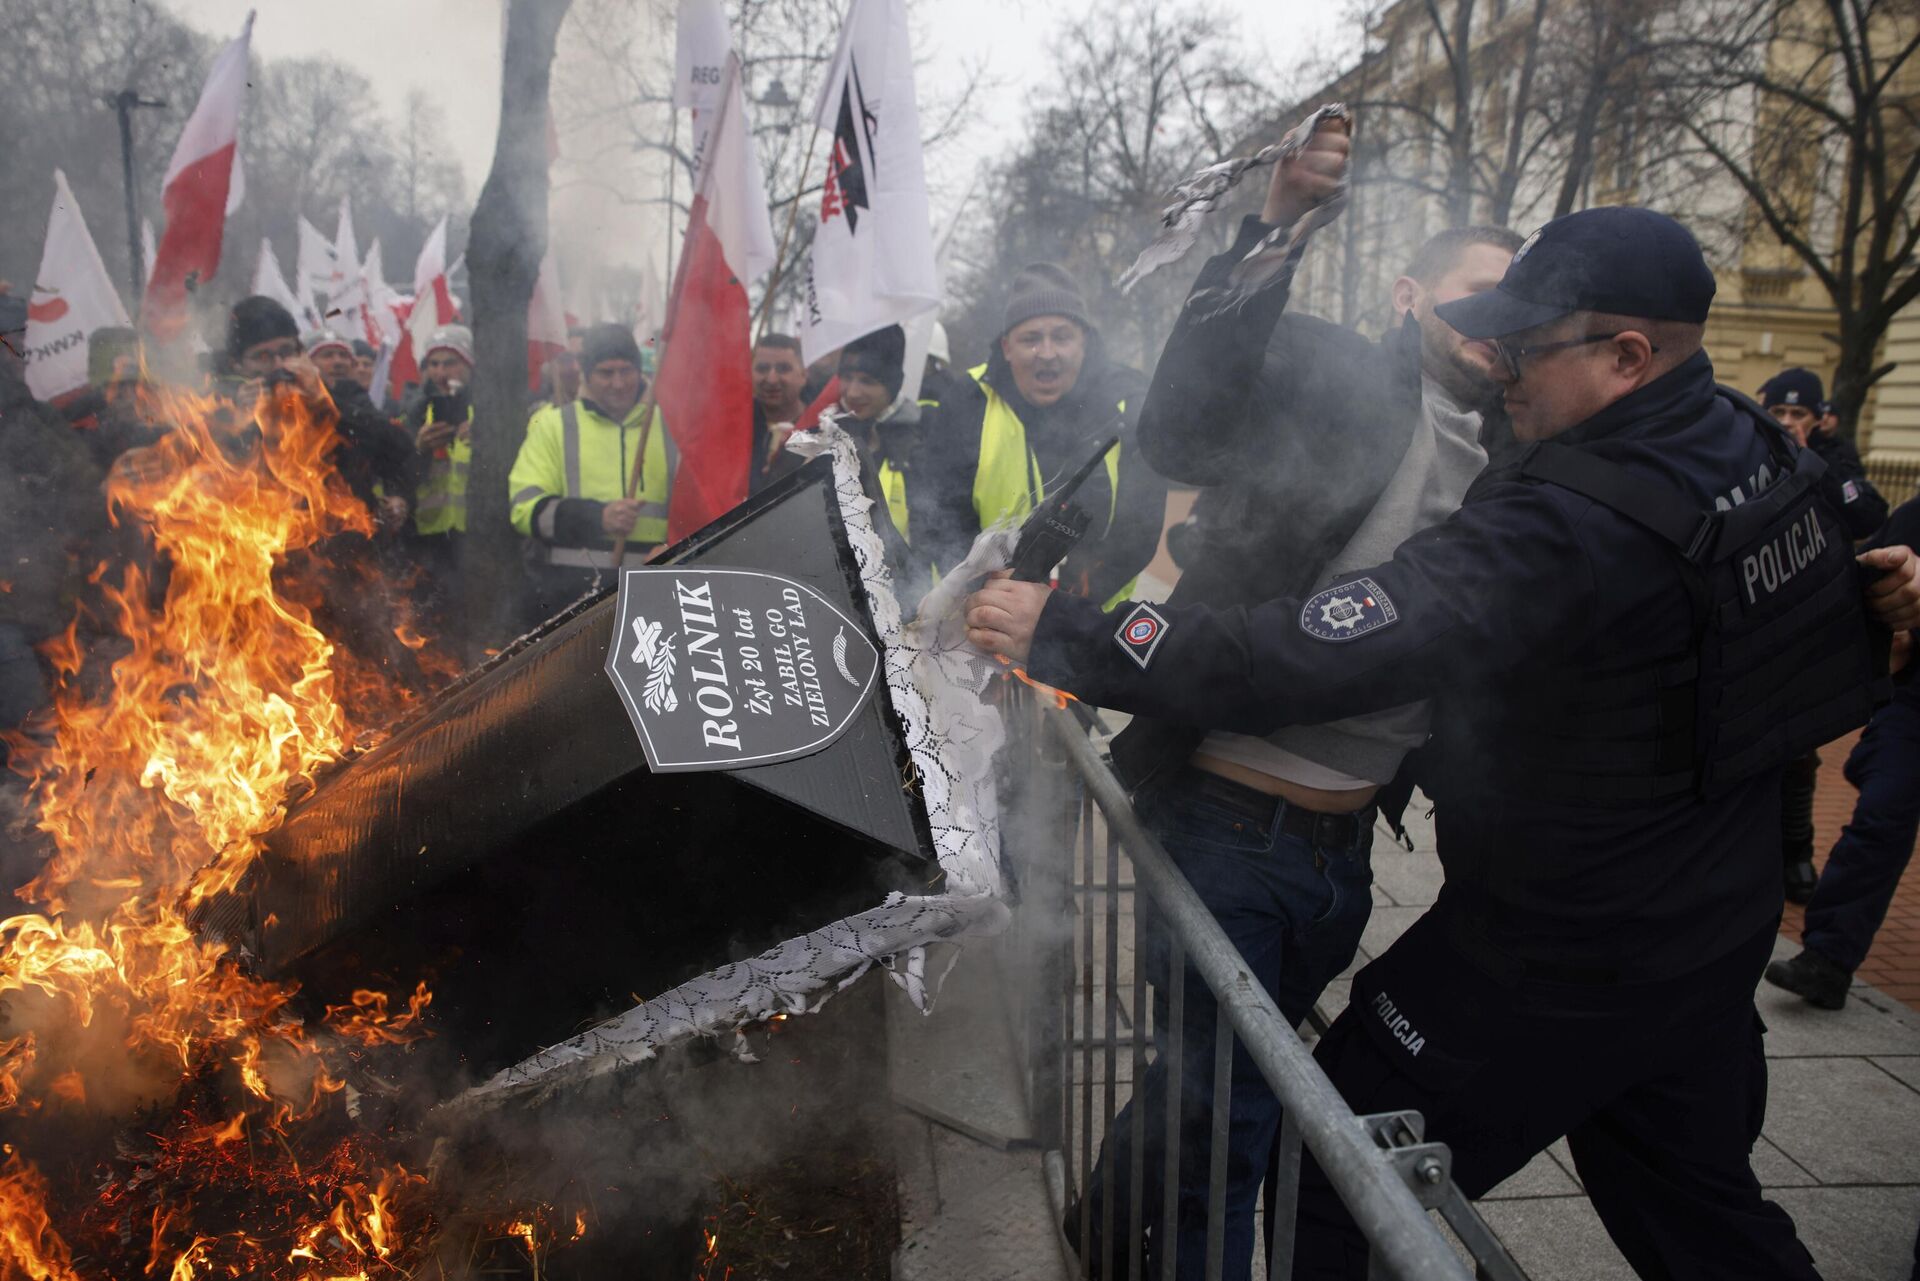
[
  {"xmin": 421, "ymin": 323, "xmax": 474, "ymax": 369},
  {"xmin": 226, "ymin": 295, "xmax": 300, "ymax": 361},
  {"xmin": 303, "ymin": 329, "xmax": 353, "ymax": 357},
  {"xmin": 1002, "ymin": 263, "xmax": 1091, "ymax": 336},
  {"xmin": 351, "ymin": 338, "xmax": 377, "ymax": 359},
  {"xmin": 579, "ymin": 322, "xmax": 644, "ymax": 372},
  {"xmin": 1759, "ymin": 368, "xmax": 1823, "ymax": 410},
  {"xmin": 839, "ymin": 324, "xmax": 907, "ymax": 400}
]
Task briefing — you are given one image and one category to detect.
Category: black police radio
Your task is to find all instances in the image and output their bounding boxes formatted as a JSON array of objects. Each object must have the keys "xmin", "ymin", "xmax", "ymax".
[{"xmin": 1007, "ymin": 435, "xmax": 1119, "ymax": 585}]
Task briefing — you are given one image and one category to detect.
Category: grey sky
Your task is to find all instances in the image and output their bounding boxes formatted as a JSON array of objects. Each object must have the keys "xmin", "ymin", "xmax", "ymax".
[{"xmin": 170, "ymin": 0, "xmax": 1352, "ymax": 223}]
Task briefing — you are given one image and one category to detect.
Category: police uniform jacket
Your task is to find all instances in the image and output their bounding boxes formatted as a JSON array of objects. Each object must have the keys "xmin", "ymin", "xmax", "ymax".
[
  {"xmin": 1808, "ymin": 429, "xmax": 1888, "ymax": 540},
  {"xmin": 1029, "ymin": 353, "xmax": 1879, "ymax": 982},
  {"xmin": 1111, "ymin": 216, "xmax": 1516, "ymax": 802}
]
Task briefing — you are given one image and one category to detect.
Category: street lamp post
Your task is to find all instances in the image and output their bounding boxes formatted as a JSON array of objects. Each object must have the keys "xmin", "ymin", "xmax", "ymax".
[{"xmin": 106, "ymin": 88, "xmax": 168, "ymax": 305}]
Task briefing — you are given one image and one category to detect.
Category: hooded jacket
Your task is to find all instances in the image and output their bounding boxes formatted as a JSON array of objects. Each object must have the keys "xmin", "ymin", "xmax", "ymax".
[{"xmin": 913, "ymin": 334, "xmax": 1165, "ymax": 607}]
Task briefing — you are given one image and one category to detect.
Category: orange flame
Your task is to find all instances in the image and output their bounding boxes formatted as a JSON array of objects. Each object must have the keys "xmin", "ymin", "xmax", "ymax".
[{"xmin": 0, "ymin": 378, "xmax": 449, "ymax": 1276}]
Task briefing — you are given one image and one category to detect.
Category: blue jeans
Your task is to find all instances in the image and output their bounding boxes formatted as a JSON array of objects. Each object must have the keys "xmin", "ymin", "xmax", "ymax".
[
  {"xmin": 1804, "ymin": 690, "xmax": 1920, "ymax": 972},
  {"xmin": 1076, "ymin": 768, "xmax": 1375, "ymax": 1280}
]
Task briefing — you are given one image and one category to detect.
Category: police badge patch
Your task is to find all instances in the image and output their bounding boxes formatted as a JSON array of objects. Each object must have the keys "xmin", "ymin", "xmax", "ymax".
[
  {"xmin": 1301, "ymin": 577, "xmax": 1399, "ymax": 642},
  {"xmin": 1114, "ymin": 602, "xmax": 1169, "ymax": 670}
]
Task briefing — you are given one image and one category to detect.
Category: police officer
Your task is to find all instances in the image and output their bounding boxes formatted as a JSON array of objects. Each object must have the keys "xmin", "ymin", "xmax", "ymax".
[
  {"xmin": 967, "ymin": 207, "xmax": 1919, "ymax": 1279},
  {"xmin": 509, "ymin": 323, "xmax": 673, "ymax": 625},
  {"xmin": 1767, "ymin": 493, "xmax": 1920, "ymax": 1009},
  {"xmin": 1756, "ymin": 368, "xmax": 1890, "ymax": 902},
  {"xmin": 914, "ymin": 263, "xmax": 1166, "ymax": 607},
  {"xmin": 1759, "ymin": 367, "xmax": 1887, "ymax": 539}
]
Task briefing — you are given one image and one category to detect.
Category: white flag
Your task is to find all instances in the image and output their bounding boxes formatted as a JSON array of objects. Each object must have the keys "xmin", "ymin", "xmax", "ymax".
[
  {"xmin": 331, "ymin": 195, "xmax": 358, "ymax": 293},
  {"xmin": 408, "ymin": 215, "xmax": 452, "ymax": 363},
  {"xmin": 673, "ymin": 0, "xmax": 731, "ymax": 114},
  {"xmin": 140, "ymin": 218, "xmax": 156, "ymax": 291},
  {"xmin": 251, "ymin": 236, "xmax": 306, "ymax": 325},
  {"xmin": 296, "ymin": 215, "xmax": 335, "ymax": 292},
  {"xmin": 798, "ymin": 0, "xmax": 939, "ymax": 363},
  {"xmin": 24, "ymin": 170, "xmax": 132, "ymax": 401},
  {"xmin": 360, "ymin": 239, "xmax": 403, "ymax": 346}
]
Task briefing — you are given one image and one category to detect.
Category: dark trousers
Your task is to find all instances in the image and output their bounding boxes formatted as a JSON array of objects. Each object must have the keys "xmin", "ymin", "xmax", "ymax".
[
  {"xmin": 1803, "ymin": 693, "xmax": 1920, "ymax": 972},
  {"xmin": 1293, "ymin": 910, "xmax": 1819, "ymax": 1280},
  {"xmin": 1078, "ymin": 770, "xmax": 1374, "ymax": 1281}
]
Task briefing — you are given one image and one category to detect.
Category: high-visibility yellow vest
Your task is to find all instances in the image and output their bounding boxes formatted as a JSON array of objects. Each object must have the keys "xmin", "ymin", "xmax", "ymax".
[
  {"xmin": 412, "ymin": 401, "xmax": 470, "ymax": 535},
  {"xmin": 878, "ymin": 458, "xmax": 909, "ymax": 539},
  {"xmin": 966, "ymin": 365, "xmax": 1132, "ymax": 609},
  {"xmin": 509, "ymin": 398, "xmax": 673, "ymax": 567}
]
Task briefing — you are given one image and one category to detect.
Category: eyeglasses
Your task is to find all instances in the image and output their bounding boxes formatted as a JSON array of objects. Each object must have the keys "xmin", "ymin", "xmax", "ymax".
[{"xmin": 1493, "ymin": 331, "xmax": 1657, "ymax": 382}]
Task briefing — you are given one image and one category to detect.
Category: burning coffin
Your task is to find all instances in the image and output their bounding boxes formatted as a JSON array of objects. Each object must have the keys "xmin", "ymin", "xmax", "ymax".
[{"xmin": 194, "ymin": 449, "xmax": 983, "ymax": 1081}]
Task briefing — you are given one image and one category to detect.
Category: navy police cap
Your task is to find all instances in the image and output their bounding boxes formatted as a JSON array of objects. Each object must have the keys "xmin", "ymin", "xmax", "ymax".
[
  {"xmin": 1759, "ymin": 368, "xmax": 1824, "ymax": 410},
  {"xmin": 1435, "ymin": 206, "xmax": 1717, "ymax": 340}
]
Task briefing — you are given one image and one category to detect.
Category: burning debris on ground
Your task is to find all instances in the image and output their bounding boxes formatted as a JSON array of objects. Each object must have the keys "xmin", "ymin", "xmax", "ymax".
[{"xmin": 0, "ymin": 340, "xmax": 933, "ymax": 1279}]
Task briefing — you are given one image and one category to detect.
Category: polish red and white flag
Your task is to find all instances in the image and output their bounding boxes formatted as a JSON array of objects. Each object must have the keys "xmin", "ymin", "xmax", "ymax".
[
  {"xmin": 653, "ymin": 50, "xmax": 776, "ymax": 539},
  {"xmin": 398, "ymin": 214, "xmax": 455, "ymax": 390},
  {"xmin": 143, "ymin": 10, "xmax": 253, "ymax": 340}
]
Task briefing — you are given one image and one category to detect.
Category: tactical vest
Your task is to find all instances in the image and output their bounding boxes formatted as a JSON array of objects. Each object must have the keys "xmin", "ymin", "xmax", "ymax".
[
  {"xmin": 1499, "ymin": 405, "xmax": 1888, "ymax": 805},
  {"xmin": 413, "ymin": 401, "xmax": 470, "ymax": 536},
  {"xmin": 966, "ymin": 364, "xmax": 1132, "ymax": 610}
]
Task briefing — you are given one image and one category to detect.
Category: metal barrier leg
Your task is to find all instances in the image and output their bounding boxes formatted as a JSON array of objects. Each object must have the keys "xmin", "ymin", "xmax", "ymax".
[
  {"xmin": 1269, "ymin": 1110, "xmax": 1301, "ymax": 1279},
  {"xmin": 1205, "ymin": 1005, "xmax": 1233, "ymax": 1281},
  {"xmin": 1080, "ymin": 791, "xmax": 1097, "ymax": 1275},
  {"xmin": 1129, "ymin": 905, "xmax": 1148, "ymax": 1281},
  {"xmin": 1103, "ymin": 825, "xmax": 1121, "ymax": 1281},
  {"xmin": 1161, "ymin": 944, "xmax": 1184, "ymax": 1281}
]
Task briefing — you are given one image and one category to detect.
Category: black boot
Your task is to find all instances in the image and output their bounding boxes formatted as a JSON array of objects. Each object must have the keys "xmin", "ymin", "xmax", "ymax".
[{"xmin": 1764, "ymin": 948, "xmax": 1851, "ymax": 1010}]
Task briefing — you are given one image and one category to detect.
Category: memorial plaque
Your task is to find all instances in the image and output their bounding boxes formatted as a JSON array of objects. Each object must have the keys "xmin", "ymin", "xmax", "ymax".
[{"xmin": 606, "ymin": 566, "xmax": 882, "ymax": 772}]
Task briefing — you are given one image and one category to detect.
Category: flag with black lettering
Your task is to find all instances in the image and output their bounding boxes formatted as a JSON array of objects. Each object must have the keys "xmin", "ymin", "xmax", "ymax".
[{"xmin": 796, "ymin": 0, "xmax": 939, "ymax": 363}]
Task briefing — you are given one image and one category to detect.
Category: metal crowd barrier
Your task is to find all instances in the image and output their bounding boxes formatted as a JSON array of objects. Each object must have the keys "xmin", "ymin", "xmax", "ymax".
[{"xmin": 998, "ymin": 688, "xmax": 1528, "ymax": 1281}]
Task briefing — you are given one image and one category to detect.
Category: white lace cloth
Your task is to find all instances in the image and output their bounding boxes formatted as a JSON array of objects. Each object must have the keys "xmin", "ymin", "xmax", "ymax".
[{"xmin": 451, "ymin": 424, "xmax": 1013, "ymax": 1108}]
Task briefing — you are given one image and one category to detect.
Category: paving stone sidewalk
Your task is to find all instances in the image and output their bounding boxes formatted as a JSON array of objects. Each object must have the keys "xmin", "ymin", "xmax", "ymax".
[{"xmin": 1334, "ymin": 799, "xmax": 1920, "ymax": 1281}]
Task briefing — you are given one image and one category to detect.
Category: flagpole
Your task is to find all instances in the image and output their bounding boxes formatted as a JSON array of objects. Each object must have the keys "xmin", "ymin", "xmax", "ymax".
[
  {"xmin": 612, "ymin": 112, "xmax": 709, "ymax": 571},
  {"xmin": 751, "ymin": 123, "xmax": 824, "ymax": 342}
]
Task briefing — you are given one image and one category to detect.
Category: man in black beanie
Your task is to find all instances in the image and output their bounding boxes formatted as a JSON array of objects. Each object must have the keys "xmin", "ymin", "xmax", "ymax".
[
  {"xmin": 914, "ymin": 263, "xmax": 1167, "ymax": 606},
  {"xmin": 509, "ymin": 322, "xmax": 675, "ymax": 626},
  {"xmin": 833, "ymin": 324, "xmax": 923, "ymax": 556}
]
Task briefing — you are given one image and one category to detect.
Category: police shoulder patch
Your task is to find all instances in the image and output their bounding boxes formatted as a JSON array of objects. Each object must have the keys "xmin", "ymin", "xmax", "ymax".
[
  {"xmin": 1114, "ymin": 602, "xmax": 1169, "ymax": 671},
  {"xmin": 1301, "ymin": 577, "xmax": 1399, "ymax": 642}
]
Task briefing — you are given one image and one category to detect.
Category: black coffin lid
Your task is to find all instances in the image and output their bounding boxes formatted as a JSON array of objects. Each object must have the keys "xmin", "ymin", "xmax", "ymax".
[
  {"xmin": 645, "ymin": 456, "xmax": 925, "ymax": 852},
  {"xmin": 201, "ymin": 456, "xmax": 932, "ymax": 975}
]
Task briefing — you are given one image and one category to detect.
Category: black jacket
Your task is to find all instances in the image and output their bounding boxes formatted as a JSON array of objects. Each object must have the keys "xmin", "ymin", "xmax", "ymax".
[
  {"xmin": 1808, "ymin": 429, "xmax": 1888, "ymax": 540},
  {"xmin": 1035, "ymin": 355, "xmax": 1857, "ymax": 979},
  {"xmin": 327, "ymin": 378, "xmax": 416, "ymax": 512},
  {"xmin": 914, "ymin": 339, "xmax": 1166, "ymax": 606},
  {"xmin": 1110, "ymin": 216, "xmax": 1513, "ymax": 799}
]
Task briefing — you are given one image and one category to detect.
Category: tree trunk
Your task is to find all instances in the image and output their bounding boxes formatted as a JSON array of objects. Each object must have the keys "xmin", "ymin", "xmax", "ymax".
[
  {"xmin": 462, "ymin": 0, "xmax": 575, "ymax": 658},
  {"xmin": 1829, "ymin": 308, "xmax": 1894, "ymax": 448},
  {"xmin": 1488, "ymin": 0, "xmax": 1549, "ymax": 226},
  {"xmin": 1444, "ymin": 0, "xmax": 1477, "ymax": 225}
]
